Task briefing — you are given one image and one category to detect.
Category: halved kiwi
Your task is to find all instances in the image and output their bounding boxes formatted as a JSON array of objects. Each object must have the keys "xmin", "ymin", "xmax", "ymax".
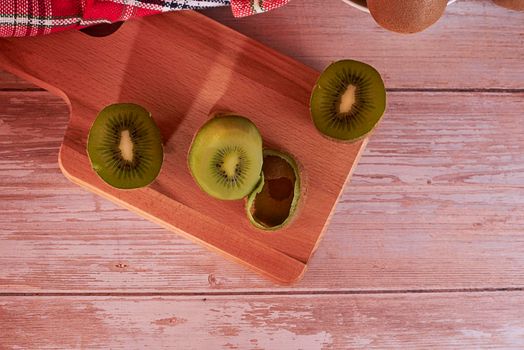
[
  {"xmin": 310, "ymin": 60, "xmax": 386, "ymax": 142},
  {"xmin": 246, "ymin": 150, "xmax": 301, "ymax": 230},
  {"xmin": 87, "ymin": 103, "xmax": 163, "ymax": 189},
  {"xmin": 188, "ymin": 114, "xmax": 263, "ymax": 200}
]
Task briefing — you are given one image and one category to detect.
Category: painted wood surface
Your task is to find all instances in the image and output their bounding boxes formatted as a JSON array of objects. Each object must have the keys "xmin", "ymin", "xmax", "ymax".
[
  {"xmin": 2, "ymin": 89, "xmax": 523, "ymax": 292},
  {"xmin": 0, "ymin": 10, "xmax": 371, "ymax": 283},
  {"xmin": 206, "ymin": 0, "xmax": 524, "ymax": 90},
  {"xmin": 0, "ymin": 71, "xmax": 38, "ymax": 90},
  {"xmin": 1, "ymin": 0, "xmax": 524, "ymax": 348},
  {"xmin": 2, "ymin": 292, "xmax": 524, "ymax": 349}
]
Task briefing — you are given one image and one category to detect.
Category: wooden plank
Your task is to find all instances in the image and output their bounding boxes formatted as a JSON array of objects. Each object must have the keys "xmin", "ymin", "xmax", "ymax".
[
  {"xmin": 1, "ymin": 91, "xmax": 524, "ymax": 291},
  {"xmin": 2, "ymin": 184, "xmax": 523, "ymax": 292},
  {"xmin": 1, "ymin": 292, "xmax": 524, "ymax": 349},
  {"xmin": 0, "ymin": 70, "xmax": 39, "ymax": 90},
  {"xmin": 0, "ymin": 10, "xmax": 373, "ymax": 283},
  {"xmin": 204, "ymin": 0, "xmax": 524, "ymax": 89},
  {"xmin": 353, "ymin": 91, "xmax": 524, "ymax": 187}
]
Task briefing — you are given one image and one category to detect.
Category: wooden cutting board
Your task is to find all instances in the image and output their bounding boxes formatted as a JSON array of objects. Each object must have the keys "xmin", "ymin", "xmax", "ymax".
[{"xmin": 0, "ymin": 11, "xmax": 367, "ymax": 283}]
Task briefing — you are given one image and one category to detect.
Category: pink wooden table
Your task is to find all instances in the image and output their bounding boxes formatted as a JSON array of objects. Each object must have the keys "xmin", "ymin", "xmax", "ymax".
[{"xmin": 1, "ymin": 0, "xmax": 524, "ymax": 348}]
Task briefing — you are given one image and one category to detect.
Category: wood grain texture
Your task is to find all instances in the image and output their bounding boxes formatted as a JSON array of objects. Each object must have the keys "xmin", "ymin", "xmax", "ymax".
[
  {"xmin": 1, "ymin": 1, "xmax": 524, "ymax": 347},
  {"xmin": 205, "ymin": 0, "xmax": 524, "ymax": 90},
  {"xmin": 0, "ymin": 70, "xmax": 39, "ymax": 90},
  {"xmin": 0, "ymin": 10, "xmax": 371, "ymax": 284},
  {"xmin": 2, "ymin": 91, "xmax": 523, "ymax": 292},
  {"xmin": 5, "ymin": 0, "xmax": 521, "ymax": 92},
  {"xmin": 2, "ymin": 292, "xmax": 524, "ymax": 349}
]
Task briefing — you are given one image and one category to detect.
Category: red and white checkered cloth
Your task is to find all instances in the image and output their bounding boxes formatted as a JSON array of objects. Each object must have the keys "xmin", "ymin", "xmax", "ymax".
[{"xmin": 0, "ymin": 0, "xmax": 290, "ymax": 37}]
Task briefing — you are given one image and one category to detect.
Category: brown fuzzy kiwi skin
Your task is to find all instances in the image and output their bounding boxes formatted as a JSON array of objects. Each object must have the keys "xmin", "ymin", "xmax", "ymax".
[
  {"xmin": 367, "ymin": 0, "xmax": 448, "ymax": 34},
  {"xmin": 493, "ymin": 0, "xmax": 524, "ymax": 11}
]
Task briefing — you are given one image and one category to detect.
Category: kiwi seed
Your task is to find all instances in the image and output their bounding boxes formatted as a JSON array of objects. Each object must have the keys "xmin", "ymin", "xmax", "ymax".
[{"xmin": 492, "ymin": 0, "xmax": 524, "ymax": 11}]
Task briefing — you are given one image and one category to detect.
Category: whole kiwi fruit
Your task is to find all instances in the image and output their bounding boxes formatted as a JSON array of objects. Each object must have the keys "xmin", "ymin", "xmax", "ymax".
[
  {"xmin": 310, "ymin": 60, "xmax": 386, "ymax": 142},
  {"xmin": 493, "ymin": 0, "xmax": 524, "ymax": 11},
  {"xmin": 188, "ymin": 114, "xmax": 263, "ymax": 200},
  {"xmin": 87, "ymin": 103, "xmax": 164, "ymax": 189},
  {"xmin": 367, "ymin": 0, "xmax": 448, "ymax": 34}
]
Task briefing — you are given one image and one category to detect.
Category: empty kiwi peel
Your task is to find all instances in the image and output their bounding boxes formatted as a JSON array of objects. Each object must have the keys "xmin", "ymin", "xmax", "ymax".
[
  {"xmin": 188, "ymin": 113, "xmax": 264, "ymax": 200},
  {"xmin": 188, "ymin": 113, "xmax": 302, "ymax": 230},
  {"xmin": 310, "ymin": 59, "xmax": 386, "ymax": 142},
  {"xmin": 87, "ymin": 103, "xmax": 163, "ymax": 189},
  {"xmin": 246, "ymin": 150, "xmax": 301, "ymax": 231}
]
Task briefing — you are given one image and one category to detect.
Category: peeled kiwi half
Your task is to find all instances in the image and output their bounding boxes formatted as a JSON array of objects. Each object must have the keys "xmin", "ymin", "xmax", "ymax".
[
  {"xmin": 246, "ymin": 150, "xmax": 300, "ymax": 231},
  {"xmin": 188, "ymin": 114, "xmax": 263, "ymax": 200},
  {"xmin": 367, "ymin": 0, "xmax": 448, "ymax": 34},
  {"xmin": 310, "ymin": 60, "xmax": 386, "ymax": 142},
  {"xmin": 87, "ymin": 103, "xmax": 163, "ymax": 189},
  {"xmin": 189, "ymin": 115, "xmax": 302, "ymax": 229}
]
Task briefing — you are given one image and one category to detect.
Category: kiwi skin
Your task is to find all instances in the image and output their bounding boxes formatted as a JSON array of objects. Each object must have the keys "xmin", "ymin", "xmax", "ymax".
[
  {"xmin": 246, "ymin": 149, "xmax": 301, "ymax": 231},
  {"xmin": 367, "ymin": 0, "xmax": 448, "ymax": 34},
  {"xmin": 493, "ymin": 0, "xmax": 524, "ymax": 11}
]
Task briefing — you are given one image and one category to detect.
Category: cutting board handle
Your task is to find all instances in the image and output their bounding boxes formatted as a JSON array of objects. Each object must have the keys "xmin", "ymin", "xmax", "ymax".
[{"xmin": 0, "ymin": 11, "xmax": 360, "ymax": 284}]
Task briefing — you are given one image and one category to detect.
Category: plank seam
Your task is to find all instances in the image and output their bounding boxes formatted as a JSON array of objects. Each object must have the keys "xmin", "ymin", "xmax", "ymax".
[{"xmin": 1, "ymin": 287, "xmax": 523, "ymax": 297}]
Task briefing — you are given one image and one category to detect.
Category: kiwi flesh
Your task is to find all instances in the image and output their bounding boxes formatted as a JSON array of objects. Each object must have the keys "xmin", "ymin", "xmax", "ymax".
[
  {"xmin": 367, "ymin": 0, "xmax": 447, "ymax": 34},
  {"xmin": 246, "ymin": 150, "xmax": 301, "ymax": 230},
  {"xmin": 310, "ymin": 60, "xmax": 386, "ymax": 142},
  {"xmin": 493, "ymin": 0, "xmax": 524, "ymax": 11},
  {"xmin": 188, "ymin": 114, "xmax": 263, "ymax": 200},
  {"xmin": 87, "ymin": 103, "xmax": 163, "ymax": 189}
]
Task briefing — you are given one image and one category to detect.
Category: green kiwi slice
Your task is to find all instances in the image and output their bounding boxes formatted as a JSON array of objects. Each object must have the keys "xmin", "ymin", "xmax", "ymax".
[
  {"xmin": 188, "ymin": 114, "xmax": 263, "ymax": 200},
  {"xmin": 87, "ymin": 103, "xmax": 163, "ymax": 189},
  {"xmin": 310, "ymin": 59, "xmax": 386, "ymax": 142},
  {"xmin": 246, "ymin": 150, "xmax": 301, "ymax": 230}
]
